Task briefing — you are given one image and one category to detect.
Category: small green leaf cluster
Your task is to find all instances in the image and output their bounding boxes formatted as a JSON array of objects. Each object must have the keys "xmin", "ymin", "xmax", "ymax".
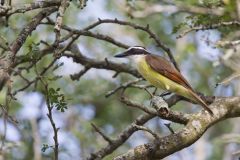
[
  {"xmin": 41, "ymin": 144, "xmax": 53, "ymax": 152},
  {"xmin": 48, "ymin": 88, "xmax": 67, "ymax": 112}
]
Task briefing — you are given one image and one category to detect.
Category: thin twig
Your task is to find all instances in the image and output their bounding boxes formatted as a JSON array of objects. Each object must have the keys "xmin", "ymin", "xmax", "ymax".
[
  {"xmin": 120, "ymin": 96, "xmax": 189, "ymax": 124},
  {"xmin": 105, "ymin": 78, "xmax": 144, "ymax": 97},
  {"xmin": 10, "ymin": 7, "xmax": 57, "ymax": 58},
  {"xmin": 86, "ymin": 94, "xmax": 189, "ymax": 160},
  {"xmin": 42, "ymin": 18, "xmax": 179, "ymax": 71},
  {"xmin": 43, "ymin": 82, "xmax": 59, "ymax": 160},
  {"xmin": 133, "ymin": 124, "xmax": 160, "ymax": 140},
  {"xmin": 70, "ymin": 66, "xmax": 90, "ymax": 81},
  {"xmin": 87, "ymin": 114, "xmax": 154, "ymax": 160},
  {"xmin": 177, "ymin": 21, "xmax": 240, "ymax": 38},
  {"xmin": 12, "ymin": 58, "xmax": 58, "ymax": 95},
  {"xmin": 164, "ymin": 123, "xmax": 175, "ymax": 134},
  {"xmin": 91, "ymin": 123, "xmax": 113, "ymax": 144}
]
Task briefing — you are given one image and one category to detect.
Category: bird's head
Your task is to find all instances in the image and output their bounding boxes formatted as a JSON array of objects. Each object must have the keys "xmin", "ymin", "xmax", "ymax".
[{"xmin": 114, "ymin": 46, "xmax": 150, "ymax": 58}]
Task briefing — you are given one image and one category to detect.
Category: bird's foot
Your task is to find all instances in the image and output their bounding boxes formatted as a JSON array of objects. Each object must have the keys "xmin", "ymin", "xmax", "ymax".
[
  {"xmin": 144, "ymin": 88, "xmax": 154, "ymax": 98},
  {"xmin": 152, "ymin": 87, "xmax": 158, "ymax": 96},
  {"xmin": 159, "ymin": 91, "xmax": 171, "ymax": 97}
]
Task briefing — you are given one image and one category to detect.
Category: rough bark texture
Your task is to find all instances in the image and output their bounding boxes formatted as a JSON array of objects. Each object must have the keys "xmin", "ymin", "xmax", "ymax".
[{"xmin": 114, "ymin": 97, "xmax": 240, "ymax": 160}]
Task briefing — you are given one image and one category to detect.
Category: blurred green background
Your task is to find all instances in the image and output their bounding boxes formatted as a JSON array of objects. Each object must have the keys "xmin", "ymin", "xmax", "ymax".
[{"xmin": 0, "ymin": 0, "xmax": 240, "ymax": 160}]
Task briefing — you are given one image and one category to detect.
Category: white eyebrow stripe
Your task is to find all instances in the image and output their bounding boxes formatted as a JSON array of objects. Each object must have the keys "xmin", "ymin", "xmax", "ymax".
[{"xmin": 127, "ymin": 46, "xmax": 147, "ymax": 51}]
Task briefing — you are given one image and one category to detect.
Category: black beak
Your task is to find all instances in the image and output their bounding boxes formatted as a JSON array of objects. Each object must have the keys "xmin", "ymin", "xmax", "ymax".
[{"xmin": 114, "ymin": 52, "xmax": 128, "ymax": 58}]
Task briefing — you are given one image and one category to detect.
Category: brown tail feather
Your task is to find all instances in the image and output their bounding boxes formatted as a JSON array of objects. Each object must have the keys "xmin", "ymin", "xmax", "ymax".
[{"xmin": 189, "ymin": 90, "xmax": 213, "ymax": 115}]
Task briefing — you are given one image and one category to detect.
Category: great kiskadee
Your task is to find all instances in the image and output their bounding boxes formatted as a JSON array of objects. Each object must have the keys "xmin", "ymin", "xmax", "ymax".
[{"xmin": 114, "ymin": 46, "xmax": 213, "ymax": 115}]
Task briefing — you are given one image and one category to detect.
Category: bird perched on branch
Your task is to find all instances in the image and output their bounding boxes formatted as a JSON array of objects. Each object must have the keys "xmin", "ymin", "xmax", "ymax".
[{"xmin": 114, "ymin": 46, "xmax": 213, "ymax": 115}]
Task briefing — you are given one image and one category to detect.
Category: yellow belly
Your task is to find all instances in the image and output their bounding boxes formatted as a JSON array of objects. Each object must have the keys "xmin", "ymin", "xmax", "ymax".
[{"xmin": 136, "ymin": 57, "xmax": 193, "ymax": 100}]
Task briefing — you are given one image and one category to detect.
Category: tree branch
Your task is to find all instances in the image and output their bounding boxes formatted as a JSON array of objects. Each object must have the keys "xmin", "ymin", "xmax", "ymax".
[
  {"xmin": 0, "ymin": 0, "xmax": 60, "ymax": 17},
  {"xmin": 114, "ymin": 97, "xmax": 240, "ymax": 160},
  {"xmin": 177, "ymin": 21, "xmax": 240, "ymax": 38},
  {"xmin": 10, "ymin": 7, "xmax": 57, "ymax": 56},
  {"xmin": 130, "ymin": 1, "xmax": 224, "ymax": 18},
  {"xmin": 42, "ymin": 18, "xmax": 179, "ymax": 71},
  {"xmin": 44, "ymin": 84, "xmax": 59, "ymax": 160},
  {"xmin": 120, "ymin": 96, "xmax": 189, "ymax": 125},
  {"xmin": 63, "ymin": 45, "xmax": 141, "ymax": 77},
  {"xmin": 86, "ymin": 94, "xmax": 195, "ymax": 160},
  {"xmin": 216, "ymin": 39, "xmax": 240, "ymax": 48}
]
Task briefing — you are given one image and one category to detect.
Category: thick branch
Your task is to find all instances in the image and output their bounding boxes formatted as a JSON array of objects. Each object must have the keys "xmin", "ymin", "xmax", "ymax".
[
  {"xmin": 86, "ymin": 94, "xmax": 191, "ymax": 160},
  {"xmin": 63, "ymin": 45, "xmax": 140, "ymax": 77},
  {"xmin": 10, "ymin": 7, "xmax": 57, "ymax": 57},
  {"xmin": 2, "ymin": 1, "xmax": 60, "ymax": 16},
  {"xmin": 114, "ymin": 97, "xmax": 240, "ymax": 160},
  {"xmin": 216, "ymin": 40, "xmax": 240, "ymax": 48},
  {"xmin": 54, "ymin": 0, "xmax": 69, "ymax": 32},
  {"xmin": 87, "ymin": 114, "xmax": 154, "ymax": 160},
  {"xmin": 120, "ymin": 96, "xmax": 189, "ymax": 125}
]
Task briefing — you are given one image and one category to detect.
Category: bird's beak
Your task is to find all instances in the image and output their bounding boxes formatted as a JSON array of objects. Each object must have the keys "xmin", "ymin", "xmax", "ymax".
[{"xmin": 114, "ymin": 52, "xmax": 128, "ymax": 58}]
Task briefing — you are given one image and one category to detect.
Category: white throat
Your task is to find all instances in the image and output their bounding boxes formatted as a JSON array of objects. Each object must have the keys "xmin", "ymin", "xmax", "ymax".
[{"xmin": 129, "ymin": 54, "xmax": 145, "ymax": 63}]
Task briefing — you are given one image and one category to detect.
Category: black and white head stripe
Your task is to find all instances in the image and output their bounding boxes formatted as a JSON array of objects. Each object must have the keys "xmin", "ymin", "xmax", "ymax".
[
  {"xmin": 126, "ymin": 46, "xmax": 149, "ymax": 55},
  {"xmin": 127, "ymin": 46, "xmax": 146, "ymax": 51},
  {"xmin": 114, "ymin": 46, "xmax": 149, "ymax": 58}
]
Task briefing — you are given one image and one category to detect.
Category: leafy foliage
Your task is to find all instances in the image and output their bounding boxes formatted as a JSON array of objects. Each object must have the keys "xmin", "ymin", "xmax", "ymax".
[
  {"xmin": 41, "ymin": 144, "xmax": 53, "ymax": 152},
  {"xmin": 0, "ymin": 0, "xmax": 239, "ymax": 159},
  {"xmin": 47, "ymin": 87, "xmax": 67, "ymax": 112}
]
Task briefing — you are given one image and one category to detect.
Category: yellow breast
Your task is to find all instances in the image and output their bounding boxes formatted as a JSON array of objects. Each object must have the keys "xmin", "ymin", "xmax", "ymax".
[{"xmin": 136, "ymin": 56, "xmax": 192, "ymax": 99}]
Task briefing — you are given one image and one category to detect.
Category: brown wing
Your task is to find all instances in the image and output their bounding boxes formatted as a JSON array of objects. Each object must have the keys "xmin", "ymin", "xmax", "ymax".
[{"xmin": 145, "ymin": 54, "xmax": 193, "ymax": 91}]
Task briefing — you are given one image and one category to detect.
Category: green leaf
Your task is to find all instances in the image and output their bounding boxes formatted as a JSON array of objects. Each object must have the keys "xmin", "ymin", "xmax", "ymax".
[
  {"xmin": 47, "ymin": 87, "xmax": 68, "ymax": 112},
  {"xmin": 41, "ymin": 144, "xmax": 49, "ymax": 152}
]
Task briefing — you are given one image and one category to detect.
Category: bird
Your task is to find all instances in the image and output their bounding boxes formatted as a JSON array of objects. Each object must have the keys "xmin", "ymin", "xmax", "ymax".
[{"xmin": 114, "ymin": 46, "xmax": 213, "ymax": 115}]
